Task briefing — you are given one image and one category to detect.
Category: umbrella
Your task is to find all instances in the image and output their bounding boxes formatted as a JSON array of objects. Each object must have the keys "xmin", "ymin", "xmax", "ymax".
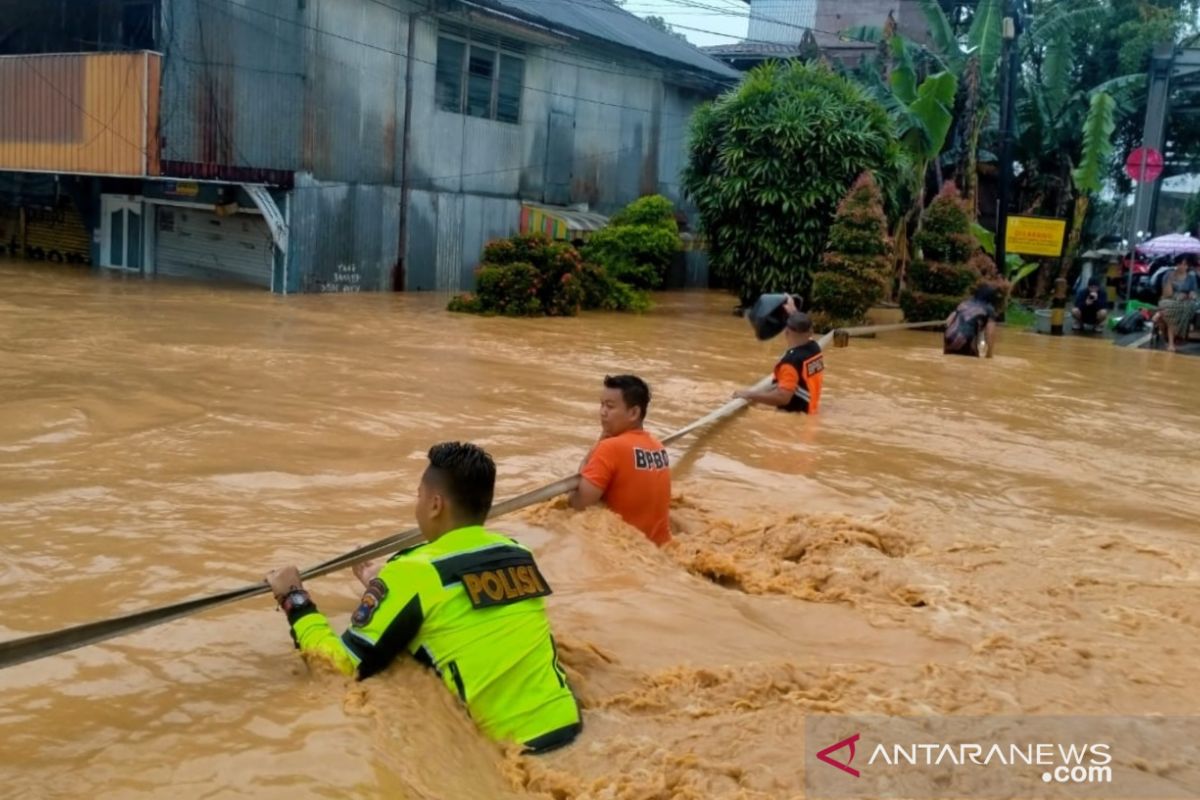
[{"xmin": 1137, "ymin": 233, "xmax": 1200, "ymax": 256}]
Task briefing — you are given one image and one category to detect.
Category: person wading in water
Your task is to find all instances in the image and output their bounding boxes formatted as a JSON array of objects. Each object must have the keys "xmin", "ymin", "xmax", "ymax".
[
  {"xmin": 265, "ymin": 442, "xmax": 581, "ymax": 754},
  {"xmin": 734, "ymin": 304, "xmax": 825, "ymax": 415},
  {"xmin": 569, "ymin": 374, "xmax": 672, "ymax": 546},
  {"xmin": 943, "ymin": 285, "xmax": 1000, "ymax": 358}
]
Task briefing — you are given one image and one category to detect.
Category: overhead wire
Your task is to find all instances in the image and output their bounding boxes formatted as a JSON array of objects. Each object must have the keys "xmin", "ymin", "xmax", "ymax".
[{"xmin": 16, "ymin": 0, "xmax": 917, "ymax": 196}]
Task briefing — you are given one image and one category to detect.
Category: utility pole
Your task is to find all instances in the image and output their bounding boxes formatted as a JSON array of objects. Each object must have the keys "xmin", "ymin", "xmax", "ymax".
[
  {"xmin": 994, "ymin": 0, "xmax": 1022, "ymax": 278},
  {"xmin": 1130, "ymin": 44, "xmax": 1176, "ymax": 243}
]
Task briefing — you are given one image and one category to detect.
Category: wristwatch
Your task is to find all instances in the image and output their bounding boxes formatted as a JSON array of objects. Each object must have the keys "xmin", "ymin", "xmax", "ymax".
[{"xmin": 280, "ymin": 589, "xmax": 312, "ymax": 615}]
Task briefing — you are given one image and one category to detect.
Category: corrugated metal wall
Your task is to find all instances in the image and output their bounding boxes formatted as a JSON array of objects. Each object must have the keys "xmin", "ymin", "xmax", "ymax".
[
  {"xmin": 661, "ymin": 84, "xmax": 708, "ymax": 287},
  {"xmin": 288, "ymin": 174, "xmax": 403, "ymax": 293},
  {"xmin": 0, "ymin": 206, "xmax": 17, "ymax": 251},
  {"xmin": 402, "ymin": 15, "xmax": 709, "ymax": 291},
  {"xmin": 150, "ymin": 1, "xmax": 714, "ymax": 292},
  {"xmin": 161, "ymin": 0, "xmax": 412, "ymax": 184},
  {"xmin": 405, "ymin": 188, "xmax": 518, "ymax": 291},
  {"xmin": 0, "ymin": 52, "xmax": 159, "ymax": 176},
  {"xmin": 406, "ymin": 16, "xmax": 677, "ymax": 214}
]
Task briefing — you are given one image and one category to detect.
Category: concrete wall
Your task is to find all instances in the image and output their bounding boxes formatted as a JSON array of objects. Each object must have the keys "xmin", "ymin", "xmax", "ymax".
[{"xmin": 813, "ymin": 0, "xmax": 931, "ymax": 45}]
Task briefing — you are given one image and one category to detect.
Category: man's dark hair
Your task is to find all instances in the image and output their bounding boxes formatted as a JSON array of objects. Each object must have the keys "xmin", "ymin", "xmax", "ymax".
[
  {"xmin": 424, "ymin": 442, "xmax": 496, "ymax": 521},
  {"xmin": 604, "ymin": 374, "xmax": 651, "ymax": 421},
  {"xmin": 785, "ymin": 312, "xmax": 813, "ymax": 333},
  {"xmin": 1087, "ymin": 276, "xmax": 1101, "ymax": 287}
]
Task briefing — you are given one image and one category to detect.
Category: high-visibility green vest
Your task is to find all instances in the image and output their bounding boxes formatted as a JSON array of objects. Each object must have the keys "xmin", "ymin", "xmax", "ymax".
[{"xmin": 291, "ymin": 526, "xmax": 580, "ymax": 750}]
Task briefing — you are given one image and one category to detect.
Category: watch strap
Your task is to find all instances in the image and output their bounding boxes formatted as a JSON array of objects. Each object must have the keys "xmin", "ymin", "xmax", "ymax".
[{"xmin": 281, "ymin": 590, "xmax": 318, "ymax": 625}]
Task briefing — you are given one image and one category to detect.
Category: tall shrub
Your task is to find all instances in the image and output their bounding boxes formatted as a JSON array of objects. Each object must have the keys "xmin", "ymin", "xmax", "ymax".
[
  {"xmin": 900, "ymin": 183, "xmax": 987, "ymax": 322},
  {"xmin": 582, "ymin": 195, "xmax": 681, "ymax": 290},
  {"xmin": 448, "ymin": 233, "xmax": 646, "ymax": 317},
  {"xmin": 448, "ymin": 234, "xmax": 582, "ymax": 317},
  {"xmin": 809, "ymin": 173, "xmax": 893, "ymax": 330},
  {"xmin": 683, "ymin": 61, "xmax": 901, "ymax": 306}
]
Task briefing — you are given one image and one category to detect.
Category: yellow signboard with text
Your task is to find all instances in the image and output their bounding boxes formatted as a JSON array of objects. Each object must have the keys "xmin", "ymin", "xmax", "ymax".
[{"xmin": 1006, "ymin": 215, "xmax": 1068, "ymax": 257}]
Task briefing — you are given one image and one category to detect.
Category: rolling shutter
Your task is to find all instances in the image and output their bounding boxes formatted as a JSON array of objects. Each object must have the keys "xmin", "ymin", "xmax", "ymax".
[{"xmin": 155, "ymin": 207, "xmax": 273, "ymax": 288}]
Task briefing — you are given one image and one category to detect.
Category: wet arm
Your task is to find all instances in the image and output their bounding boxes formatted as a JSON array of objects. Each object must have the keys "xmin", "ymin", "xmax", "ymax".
[
  {"xmin": 290, "ymin": 609, "xmax": 358, "ymax": 675},
  {"xmin": 739, "ymin": 386, "xmax": 792, "ymax": 407},
  {"xmin": 571, "ymin": 442, "xmax": 614, "ymax": 510},
  {"xmin": 984, "ymin": 320, "xmax": 998, "ymax": 358},
  {"xmin": 286, "ymin": 572, "xmax": 426, "ymax": 679},
  {"xmin": 739, "ymin": 363, "xmax": 796, "ymax": 407},
  {"xmin": 568, "ymin": 476, "xmax": 605, "ymax": 510}
]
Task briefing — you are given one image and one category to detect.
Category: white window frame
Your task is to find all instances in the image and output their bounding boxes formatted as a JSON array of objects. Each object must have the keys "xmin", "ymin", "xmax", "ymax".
[{"xmin": 435, "ymin": 27, "xmax": 525, "ymax": 124}]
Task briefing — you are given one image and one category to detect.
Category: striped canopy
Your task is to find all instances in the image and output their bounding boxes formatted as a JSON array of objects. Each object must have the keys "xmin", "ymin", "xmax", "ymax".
[
  {"xmin": 519, "ymin": 204, "xmax": 609, "ymax": 242},
  {"xmin": 1138, "ymin": 233, "xmax": 1200, "ymax": 256}
]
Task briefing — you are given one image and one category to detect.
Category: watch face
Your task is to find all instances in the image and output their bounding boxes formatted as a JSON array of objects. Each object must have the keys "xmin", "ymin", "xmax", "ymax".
[{"xmin": 287, "ymin": 591, "xmax": 307, "ymax": 607}]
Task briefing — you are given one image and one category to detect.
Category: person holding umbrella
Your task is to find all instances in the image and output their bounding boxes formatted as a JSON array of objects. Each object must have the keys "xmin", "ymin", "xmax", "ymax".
[{"xmin": 1152, "ymin": 253, "xmax": 1199, "ymax": 352}]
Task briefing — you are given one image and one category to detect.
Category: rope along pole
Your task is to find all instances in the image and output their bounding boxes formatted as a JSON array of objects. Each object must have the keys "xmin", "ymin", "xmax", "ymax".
[{"xmin": 0, "ymin": 320, "xmax": 944, "ymax": 670}]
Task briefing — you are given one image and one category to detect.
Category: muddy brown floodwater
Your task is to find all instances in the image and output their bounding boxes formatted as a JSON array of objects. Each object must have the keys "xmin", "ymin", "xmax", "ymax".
[{"xmin": 1, "ymin": 260, "xmax": 1198, "ymax": 800}]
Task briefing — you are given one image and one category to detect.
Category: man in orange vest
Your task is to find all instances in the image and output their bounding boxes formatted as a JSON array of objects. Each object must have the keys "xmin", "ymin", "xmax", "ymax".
[
  {"xmin": 735, "ymin": 309, "xmax": 824, "ymax": 414},
  {"xmin": 568, "ymin": 375, "xmax": 672, "ymax": 546}
]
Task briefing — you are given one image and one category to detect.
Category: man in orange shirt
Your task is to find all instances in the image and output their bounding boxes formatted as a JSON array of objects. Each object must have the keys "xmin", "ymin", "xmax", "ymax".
[
  {"xmin": 568, "ymin": 375, "xmax": 672, "ymax": 546},
  {"xmin": 734, "ymin": 311, "xmax": 824, "ymax": 414}
]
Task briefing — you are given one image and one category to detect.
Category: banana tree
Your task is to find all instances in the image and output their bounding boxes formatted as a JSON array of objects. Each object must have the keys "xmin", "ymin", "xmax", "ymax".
[
  {"xmin": 859, "ymin": 33, "xmax": 960, "ymax": 293},
  {"xmin": 1060, "ymin": 91, "xmax": 1116, "ymax": 278},
  {"xmin": 917, "ymin": 0, "xmax": 1002, "ymax": 213},
  {"xmin": 865, "ymin": 35, "xmax": 958, "ymax": 292},
  {"xmin": 1013, "ymin": 0, "xmax": 1140, "ymax": 279}
]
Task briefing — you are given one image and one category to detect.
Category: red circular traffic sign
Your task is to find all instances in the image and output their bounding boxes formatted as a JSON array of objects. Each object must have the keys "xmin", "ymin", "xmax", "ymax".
[{"xmin": 1125, "ymin": 147, "xmax": 1163, "ymax": 182}]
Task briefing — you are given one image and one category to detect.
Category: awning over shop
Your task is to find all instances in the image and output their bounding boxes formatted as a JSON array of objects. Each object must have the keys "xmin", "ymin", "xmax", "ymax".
[{"xmin": 520, "ymin": 203, "xmax": 608, "ymax": 242}]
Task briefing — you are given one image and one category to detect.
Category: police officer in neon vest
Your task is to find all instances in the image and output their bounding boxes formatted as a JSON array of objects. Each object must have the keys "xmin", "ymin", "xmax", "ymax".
[{"xmin": 265, "ymin": 442, "xmax": 581, "ymax": 754}]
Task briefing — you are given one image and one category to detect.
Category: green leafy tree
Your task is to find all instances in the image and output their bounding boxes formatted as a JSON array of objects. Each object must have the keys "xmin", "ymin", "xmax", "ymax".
[
  {"xmin": 880, "ymin": 0, "xmax": 1003, "ymax": 212},
  {"xmin": 683, "ymin": 61, "xmax": 901, "ymax": 306},
  {"xmin": 1015, "ymin": 2, "xmax": 1142, "ymax": 249},
  {"xmin": 1016, "ymin": 0, "xmax": 1196, "ymax": 223},
  {"xmin": 810, "ymin": 173, "xmax": 894, "ymax": 330}
]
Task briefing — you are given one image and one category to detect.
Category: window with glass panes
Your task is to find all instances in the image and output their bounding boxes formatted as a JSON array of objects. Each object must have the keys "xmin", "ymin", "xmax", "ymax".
[{"xmin": 435, "ymin": 24, "xmax": 525, "ymax": 124}]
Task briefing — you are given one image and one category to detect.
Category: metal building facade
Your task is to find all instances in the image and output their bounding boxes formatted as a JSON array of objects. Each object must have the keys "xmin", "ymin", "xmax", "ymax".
[
  {"xmin": 400, "ymin": 9, "xmax": 731, "ymax": 291},
  {"xmin": 0, "ymin": 51, "xmax": 160, "ymax": 176},
  {"xmin": 158, "ymin": 0, "xmax": 414, "ymax": 186},
  {"xmin": 0, "ymin": 0, "xmax": 736, "ymax": 293}
]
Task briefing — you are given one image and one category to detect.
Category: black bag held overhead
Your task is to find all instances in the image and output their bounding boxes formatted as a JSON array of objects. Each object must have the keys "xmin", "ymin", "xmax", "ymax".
[{"xmin": 747, "ymin": 293, "xmax": 800, "ymax": 340}]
